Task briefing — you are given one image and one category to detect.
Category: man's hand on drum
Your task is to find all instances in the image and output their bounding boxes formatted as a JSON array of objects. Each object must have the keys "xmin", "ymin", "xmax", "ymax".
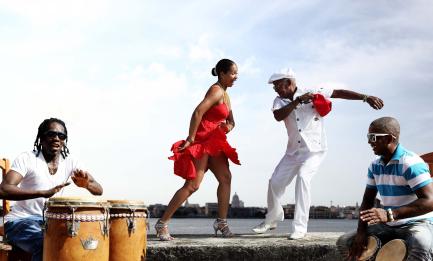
[
  {"xmin": 41, "ymin": 182, "xmax": 71, "ymax": 198},
  {"xmin": 71, "ymin": 169, "xmax": 91, "ymax": 189},
  {"xmin": 348, "ymin": 232, "xmax": 368, "ymax": 261},
  {"xmin": 360, "ymin": 208, "xmax": 387, "ymax": 225}
]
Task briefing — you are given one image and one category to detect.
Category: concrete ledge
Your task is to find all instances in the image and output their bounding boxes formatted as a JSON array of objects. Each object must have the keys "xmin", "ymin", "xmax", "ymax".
[{"xmin": 147, "ymin": 232, "xmax": 344, "ymax": 261}]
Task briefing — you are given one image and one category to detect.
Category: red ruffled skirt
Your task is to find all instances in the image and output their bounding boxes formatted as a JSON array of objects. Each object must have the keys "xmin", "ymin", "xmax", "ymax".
[{"xmin": 169, "ymin": 128, "xmax": 240, "ymax": 180}]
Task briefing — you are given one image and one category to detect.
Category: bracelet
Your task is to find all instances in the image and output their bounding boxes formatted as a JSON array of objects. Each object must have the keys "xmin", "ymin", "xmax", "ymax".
[
  {"xmin": 186, "ymin": 136, "xmax": 194, "ymax": 143},
  {"xmin": 386, "ymin": 208, "xmax": 395, "ymax": 222},
  {"xmin": 362, "ymin": 95, "xmax": 369, "ymax": 102}
]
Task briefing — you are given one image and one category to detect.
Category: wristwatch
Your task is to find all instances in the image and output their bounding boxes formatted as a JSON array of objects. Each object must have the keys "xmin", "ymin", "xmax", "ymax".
[{"xmin": 386, "ymin": 208, "xmax": 395, "ymax": 222}]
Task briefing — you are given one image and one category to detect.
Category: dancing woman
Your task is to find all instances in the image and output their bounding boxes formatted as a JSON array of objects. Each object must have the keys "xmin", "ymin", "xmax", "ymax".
[{"xmin": 155, "ymin": 59, "xmax": 241, "ymax": 241}]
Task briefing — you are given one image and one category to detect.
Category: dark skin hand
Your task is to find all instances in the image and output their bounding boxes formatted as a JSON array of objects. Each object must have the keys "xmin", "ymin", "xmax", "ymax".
[
  {"xmin": 0, "ymin": 170, "xmax": 71, "ymax": 200},
  {"xmin": 331, "ymin": 89, "xmax": 384, "ymax": 110},
  {"xmin": 273, "ymin": 92, "xmax": 314, "ymax": 121},
  {"xmin": 348, "ymin": 187, "xmax": 377, "ymax": 260},
  {"xmin": 71, "ymin": 169, "xmax": 103, "ymax": 195},
  {"xmin": 348, "ymin": 182, "xmax": 433, "ymax": 260},
  {"xmin": 272, "ymin": 83, "xmax": 384, "ymax": 122},
  {"xmin": 0, "ymin": 169, "xmax": 103, "ymax": 199}
]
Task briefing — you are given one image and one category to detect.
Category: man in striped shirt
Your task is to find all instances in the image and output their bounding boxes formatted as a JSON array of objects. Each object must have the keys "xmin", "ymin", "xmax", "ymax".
[{"xmin": 337, "ymin": 116, "xmax": 433, "ymax": 261}]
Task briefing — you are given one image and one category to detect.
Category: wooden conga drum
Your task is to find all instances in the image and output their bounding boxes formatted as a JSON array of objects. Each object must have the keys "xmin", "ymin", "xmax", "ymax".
[
  {"xmin": 420, "ymin": 152, "xmax": 433, "ymax": 176},
  {"xmin": 375, "ymin": 239, "xmax": 407, "ymax": 261},
  {"xmin": 43, "ymin": 197, "xmax": 109, "ymax": 261},
  {"xmin": 108, "ymin": 200, "xmax": 147, "ymax": 261},
  {"xmin": 358, "ymin": 236, "xmax": 381, "ymax": 261}
]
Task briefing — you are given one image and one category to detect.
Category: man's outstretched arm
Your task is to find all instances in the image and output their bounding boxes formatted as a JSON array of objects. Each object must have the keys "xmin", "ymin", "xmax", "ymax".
[{"xmin": 331, "ymin": 89, "xmax": 384, "ymax": 110}]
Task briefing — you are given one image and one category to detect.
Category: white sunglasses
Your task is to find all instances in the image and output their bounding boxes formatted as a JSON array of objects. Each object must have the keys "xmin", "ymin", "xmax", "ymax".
[{"xmin": 367, "ymin": 133, "xmax": 394, "ymax": 142}]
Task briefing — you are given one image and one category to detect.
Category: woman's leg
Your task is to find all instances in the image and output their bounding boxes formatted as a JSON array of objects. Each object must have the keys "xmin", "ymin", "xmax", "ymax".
[
  {"xmin": 160, "ymin": 154, "xmax": 209, "ymax": 222},
  {"xmin": 208, "ymin": 153, "xmax": 231, "ymax": 219}
]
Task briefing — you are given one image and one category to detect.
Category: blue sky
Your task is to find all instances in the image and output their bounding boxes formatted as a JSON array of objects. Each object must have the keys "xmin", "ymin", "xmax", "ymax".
[{"xmin": 1, "ymin": 0, "xmax": 432, "ymax": 207}]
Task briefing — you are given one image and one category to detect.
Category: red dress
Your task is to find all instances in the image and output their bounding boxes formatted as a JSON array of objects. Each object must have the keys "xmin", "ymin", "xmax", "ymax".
[{"xmin": 169, "ymin": 103, "xmax": 241, "ymax": 180}]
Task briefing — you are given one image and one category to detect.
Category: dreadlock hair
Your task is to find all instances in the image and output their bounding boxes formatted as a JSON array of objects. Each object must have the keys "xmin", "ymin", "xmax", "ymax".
[{"xmin": 33, "ymin": 118, "xmax": 70, "ymax": 158}]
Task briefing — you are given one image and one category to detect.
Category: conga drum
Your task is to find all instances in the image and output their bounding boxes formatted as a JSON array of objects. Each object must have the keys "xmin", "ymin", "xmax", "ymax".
[
  {"xmin": 43, "ymin": 197, "xmax": 109, "ymax": 261},
  {"xmin": 375, "ymin": 239, "xmax": 407, "ymax": 261},
  {"xmin": 108, "ymin": 200, "xmax": 148, "ymax": 261},
  {"xmin": 358, "ymin": 236, "xmax": 381, "ymax": 261},
  {"xmin": 420, "ymin": 152, "xmax": 433, "ymax": 176}
]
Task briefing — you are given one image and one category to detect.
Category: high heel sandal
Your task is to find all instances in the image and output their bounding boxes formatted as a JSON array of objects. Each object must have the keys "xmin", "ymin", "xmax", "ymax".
[
  {"xmin": 213, "ymin": 218, "xmax": 234, "ymax": 237},
  {"xmin": 155, "ymin": 219, "xmax": 174, "ymax": 241}
]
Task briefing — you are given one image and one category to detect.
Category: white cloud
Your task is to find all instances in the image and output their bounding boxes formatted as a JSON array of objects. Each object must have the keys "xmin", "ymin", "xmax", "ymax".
[
  {"xmin": 188, "ymin": 34, "xmax": 220, "ymax": 61},
  {"xmin": 1, "ymin": 0, "xmax": 433, "ymax": 208}
]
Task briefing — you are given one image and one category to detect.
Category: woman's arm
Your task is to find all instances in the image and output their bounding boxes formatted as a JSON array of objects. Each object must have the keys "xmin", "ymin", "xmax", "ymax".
[{"xmin": 179, "ymin": 85, "xmax": 224, "ymax": 149}]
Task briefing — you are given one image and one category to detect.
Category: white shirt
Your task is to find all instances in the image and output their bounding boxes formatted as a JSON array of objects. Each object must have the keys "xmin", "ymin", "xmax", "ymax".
[
  {"xmin": 272, "ymin": 86, "xmax": 333, "ymax": 155},
  {"xmin": 4, "ymin": 151, "xmax": 80, "ymax": 223}
]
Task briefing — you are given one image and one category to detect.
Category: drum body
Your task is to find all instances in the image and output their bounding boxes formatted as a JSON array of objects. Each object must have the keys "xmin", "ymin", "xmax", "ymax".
[
  {"xmin": 43, "ymin": 197, "xmax": 109, "ymax": 261},
  {"xmin": 376, "ymin": 239, "xmax": 407, "ymax": 261},
  {"xmin": 358, "ymin": 236, "xmax": 381, "ymax": 261},
  {"xmin": 108, "ymin": 200, "xmax": 147, "ymax": 261}
]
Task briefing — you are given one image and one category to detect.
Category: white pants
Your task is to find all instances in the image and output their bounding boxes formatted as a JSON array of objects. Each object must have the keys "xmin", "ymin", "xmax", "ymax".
[{"xmin": 265, "ymin": 150, "xmax": 326, "ymax": 233}]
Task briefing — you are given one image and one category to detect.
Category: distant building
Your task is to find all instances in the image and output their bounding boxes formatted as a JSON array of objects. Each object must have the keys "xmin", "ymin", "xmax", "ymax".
[
  {"xmin": 283, "ymin": 204, "xmax": 295, "ymax": 219},
  {"xmin": 184, "ymin": 199, "xmax": 200, "ymax": 208},
  {"xmin": 205, "ymin": 203, "xmax": 218, "ymax": 217},
  {"xmin": 231, "ymin": 192, "xmax": 244, "ymax": 208},
  {"xmin": 148, "ymin": 204, "xmax": 167, "ymax": 218}
]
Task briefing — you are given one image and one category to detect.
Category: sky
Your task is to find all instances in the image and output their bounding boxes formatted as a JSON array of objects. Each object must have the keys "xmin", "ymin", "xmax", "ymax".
[{"xmin": 1, "ymin": 0, "xmax": 433, "ymax": 208}]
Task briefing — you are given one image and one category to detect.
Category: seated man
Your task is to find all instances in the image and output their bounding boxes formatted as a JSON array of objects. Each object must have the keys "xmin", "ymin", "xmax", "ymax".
[
  {"xmin": 0, "ymin": 118, "xmax": 103, "ymax": 261},
  {"xmin": 337, "ymin": 116, "xmax": 433, "ymax": 261}
]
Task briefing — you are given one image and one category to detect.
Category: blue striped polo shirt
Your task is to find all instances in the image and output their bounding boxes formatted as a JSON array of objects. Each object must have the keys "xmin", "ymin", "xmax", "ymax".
[{"xmin": 367, "ymin": 144, "xmax": 432, "ymax": 225}]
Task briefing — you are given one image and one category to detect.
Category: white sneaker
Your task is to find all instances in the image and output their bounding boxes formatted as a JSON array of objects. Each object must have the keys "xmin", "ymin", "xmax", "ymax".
[
  {"xmin": 252, "ymin": 221, "xmax": 277, "ymax": 234},
  {"xmin": 288, "ymin": 231, "xmax": 306, "ymax": 240}
]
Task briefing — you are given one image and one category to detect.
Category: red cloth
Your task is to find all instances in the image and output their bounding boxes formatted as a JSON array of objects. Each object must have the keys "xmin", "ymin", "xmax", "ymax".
[
  {"xmin": 312, "ymin": 94, "xmax": 332, "ymax": 117},
  {"xmin": 169, "ymin": 103, "xmax": 241, "ymax": 180}
]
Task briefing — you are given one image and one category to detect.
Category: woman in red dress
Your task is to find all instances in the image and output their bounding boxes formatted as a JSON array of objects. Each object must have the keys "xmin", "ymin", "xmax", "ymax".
[{"xmin": 155, "ymin": 59, "xmax": 241, "ymax": 241}]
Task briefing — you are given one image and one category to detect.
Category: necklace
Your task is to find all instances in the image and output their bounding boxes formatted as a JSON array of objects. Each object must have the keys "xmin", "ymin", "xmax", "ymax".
[
  {"xmin": 47, "ymin": 161, "xmax": 58, "ymax": 175},
  {"xmin": 216, "ymin": 82, "xmax": 228, "ymax": 104}
]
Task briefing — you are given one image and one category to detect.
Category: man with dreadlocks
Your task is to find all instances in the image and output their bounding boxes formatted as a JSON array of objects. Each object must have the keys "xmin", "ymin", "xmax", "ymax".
[{"xmin": 0, "ymin": 118, "xmax": 103, "ymax": 261}]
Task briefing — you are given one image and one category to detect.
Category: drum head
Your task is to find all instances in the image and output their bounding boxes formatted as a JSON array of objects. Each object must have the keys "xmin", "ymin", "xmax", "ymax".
[
  {"xmin": 358, "ymin": 236, "xmax": 379, "ymax": 261},
  {"xmin": 47, "ymin": 196, "xmax": 106, "ymax": 207},
  {"xmin": 376, "ymin": 239, "xmax": 406, "ymax": 261},
  {"xmin": 108, "ymin": 199, "xmax": 146, "ymax": 209}
]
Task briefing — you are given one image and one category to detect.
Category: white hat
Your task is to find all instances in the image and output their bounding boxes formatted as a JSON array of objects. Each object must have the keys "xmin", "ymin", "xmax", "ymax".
[{"xmin": 268, "ymin": 68, "xmax": 296, "ymax": 84}]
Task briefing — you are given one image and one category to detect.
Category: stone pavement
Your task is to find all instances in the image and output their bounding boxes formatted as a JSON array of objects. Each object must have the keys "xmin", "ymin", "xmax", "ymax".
[{"xmin": 147, "ymin": 232, "xmax": 345, "ymax": 261}]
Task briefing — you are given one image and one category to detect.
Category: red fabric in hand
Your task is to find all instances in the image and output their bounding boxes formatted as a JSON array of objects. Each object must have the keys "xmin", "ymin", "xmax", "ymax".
[{"xmin": 312, "ymin": 93, "xmax": 332, "ymax": 117}]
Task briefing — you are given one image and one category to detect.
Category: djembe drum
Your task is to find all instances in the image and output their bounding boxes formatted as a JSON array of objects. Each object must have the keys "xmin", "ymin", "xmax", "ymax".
[
  {"xmin": 375, "ymin": 239, "xmax": 407, "ymax": 261},
  {"xmin": 43, "ymin": 197, "xmax": 109, "ymax": 261},
  {"xmin": 358, "ymin": 236, "xmax": 381, "ymax": 261},
  {"xmin": 108, "ymin": 200, "xmax": 148, "ymax": 261}
]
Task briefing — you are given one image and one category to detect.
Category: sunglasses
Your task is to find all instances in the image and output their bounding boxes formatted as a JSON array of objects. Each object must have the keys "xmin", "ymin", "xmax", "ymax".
[
  {"xmin": 367, "ymin": 133, "xmax": 393, "ymax": 143},
  {"xmin": 44, "ymin": 130, "xmax": 67, "ymax": 141}
]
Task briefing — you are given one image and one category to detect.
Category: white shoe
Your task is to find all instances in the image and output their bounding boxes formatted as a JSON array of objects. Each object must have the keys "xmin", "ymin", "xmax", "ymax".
[
  {"xmin": 288, "ymin": 231, "xmax": 306, "ymax": 240},
  {"xmin": 252, "ymin": 221, "xmax": 277, "ymax": 234}
]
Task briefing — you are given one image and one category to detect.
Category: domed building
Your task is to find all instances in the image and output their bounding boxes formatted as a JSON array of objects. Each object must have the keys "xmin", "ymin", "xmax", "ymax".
[{"xmin": 231, "ymin": 192, "xmax": 244, "ymax": 208}]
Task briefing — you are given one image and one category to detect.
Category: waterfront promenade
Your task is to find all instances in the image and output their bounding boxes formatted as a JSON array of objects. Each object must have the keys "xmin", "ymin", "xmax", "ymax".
[{"xmin": 147, "ymin": 232, "xmax": 344, "ymax": 261}]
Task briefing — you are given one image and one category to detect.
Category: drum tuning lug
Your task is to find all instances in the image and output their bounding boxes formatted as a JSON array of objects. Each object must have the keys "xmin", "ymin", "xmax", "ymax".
[
  {"xmin": 67, "ymin": 220, "xmax": 80, "ymax": 237},
  {"xmin": 100, "ymin": 221, "xmax": 109, "ymax": 237},
  {"xmin": 41, "ymin": 221, "xmax": 48, "ymax": 231},
  {"xmin": 127, "ymin": 218, "xmax": 136, "ymax": 233}
]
